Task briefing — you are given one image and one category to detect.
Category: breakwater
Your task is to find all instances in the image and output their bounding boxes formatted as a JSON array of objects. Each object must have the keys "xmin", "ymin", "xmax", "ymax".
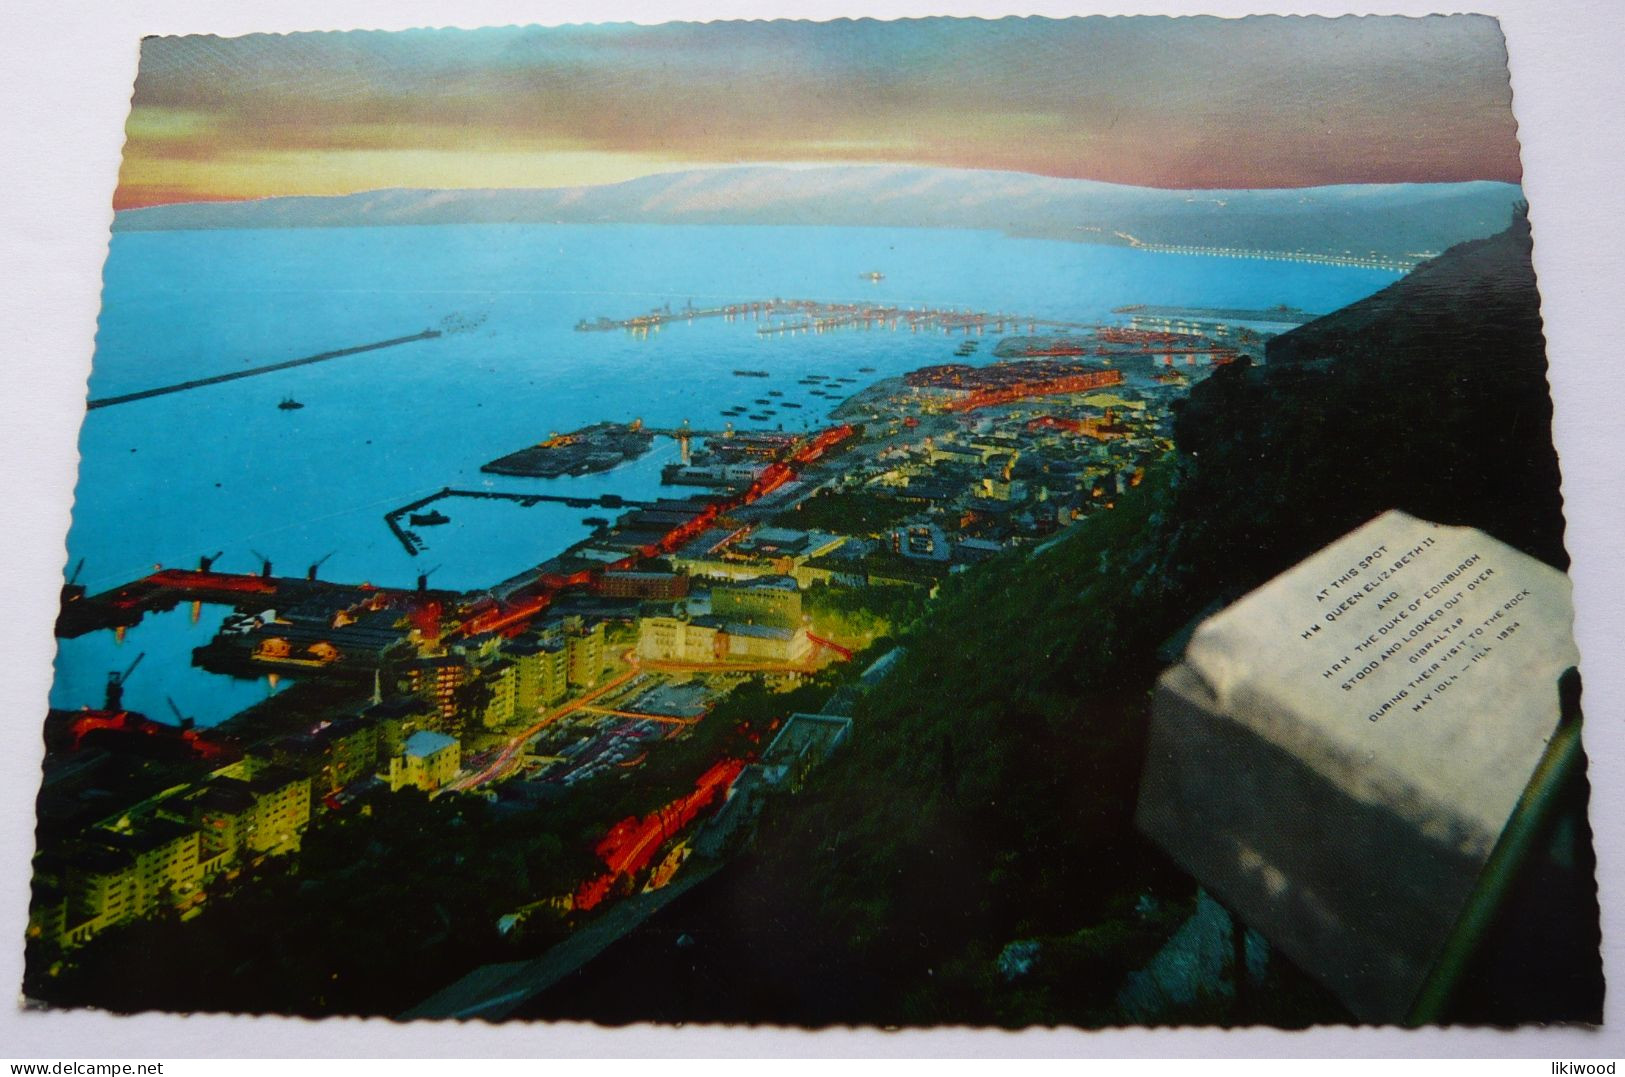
[{"xmin": 85, "ymin": 329, "xmax": 442, "ymax": 410}]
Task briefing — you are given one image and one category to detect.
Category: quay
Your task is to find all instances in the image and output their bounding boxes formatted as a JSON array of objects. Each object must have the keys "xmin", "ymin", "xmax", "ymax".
[
  {"xmin": 577, "ymin": 296, "xmax": 1123, "ymax": 339},
  {"xmin": 482, "ymin": 422, "xmax": 653, "ymax": 480},
  {"xmin": 579, "ymin": 297, "xmax": 1078, "ymax": 337},
  {"xmin": 55, "ymin": 567, "xmax": 454, "ymax": 639},
  {"xmin": 84, "ymin": 329, "xmax": 443, "ymax": 410}
]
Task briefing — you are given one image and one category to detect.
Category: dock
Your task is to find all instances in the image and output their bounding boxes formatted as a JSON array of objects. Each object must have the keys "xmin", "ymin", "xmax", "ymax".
[{"xmin": 55, "ymin": 567, "xmax": 452, "ymax": 639}]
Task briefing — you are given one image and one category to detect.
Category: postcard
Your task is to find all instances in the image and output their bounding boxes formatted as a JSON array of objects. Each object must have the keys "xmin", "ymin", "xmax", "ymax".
[{"xmin": 16, "ymin": 12, "xmax": 1603, "ymax": 1032}]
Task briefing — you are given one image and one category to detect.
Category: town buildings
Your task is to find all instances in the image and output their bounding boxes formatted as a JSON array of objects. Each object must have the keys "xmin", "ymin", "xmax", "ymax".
[
  {"xmin": 637, "ymin": 576, "xmax": 813, "ymax": 666},
  {"xmin": 32, "ymin": 762, "xmax": 313, "ymax": 949},
  {"xmin": 389, "ymin": 730, "xmax": 462, "ymax": 793}
]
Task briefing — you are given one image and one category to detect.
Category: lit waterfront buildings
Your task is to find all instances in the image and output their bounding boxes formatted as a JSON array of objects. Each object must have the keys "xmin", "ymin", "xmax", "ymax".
[
  {"xmin": 31, "ymin": 762, "xmax": 312, "ymax": 949},
  {"xmin": 389, "ymin": 730, "xmax": 462, "ymax": 792},
  {"xmin": 178, "ymin": 764, "xmax": 311, "ymax": 858},
  {"xmin": 509, "ymin": 636, "xmax": 570, "ymax": 713},
  {"xmin": 47, "ymin": 821, "xmax": 204, "ymax": 948},
  {"xmin": 636, "ymin": 579, "xmax": 814, "ymax": 665},
  {"xmin": 561, "ymin": 616, "xmax": 606, "ymax": 689},
  {"xmin": 668, "ymin": 525, "xmax": 846, "ymax": 581},
  {"xmin": 636, "ymin": 612, "xmax": 812, "ymax": 666},
  {"xmin": 710, "ymin": 574, "xmax": 803, "ymax": 629},
  {"xmin": 267, "ymin": 716, "xmax": 381, "ymax": 794}
]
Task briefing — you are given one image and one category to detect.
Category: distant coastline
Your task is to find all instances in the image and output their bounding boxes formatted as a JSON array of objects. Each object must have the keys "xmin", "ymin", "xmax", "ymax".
[{"xmin": 111, "ymin": 164, "xmax": 1524, "ymax": 264}]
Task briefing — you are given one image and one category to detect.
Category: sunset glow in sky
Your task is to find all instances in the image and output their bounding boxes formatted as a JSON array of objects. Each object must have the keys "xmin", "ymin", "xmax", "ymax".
[{"xmin": 116, "ymin": 16, "xmax": 1524, "ymax": 210}]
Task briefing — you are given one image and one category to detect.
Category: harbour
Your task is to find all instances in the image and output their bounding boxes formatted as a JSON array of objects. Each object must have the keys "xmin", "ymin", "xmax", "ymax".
[{"xmin": 54, "ymin": 220, "xmax": 1394, "ymax": 728}]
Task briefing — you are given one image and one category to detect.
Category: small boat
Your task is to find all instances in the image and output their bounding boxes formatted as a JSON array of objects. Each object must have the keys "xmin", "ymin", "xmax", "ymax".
[
  {"xmin": 278, "ymin": 397, "xmax": 304, "ymax": 410},
  {"xmin": 733, "ymin": 369, "xmax": 770, "ymax": 378},
  {"xmin": 858, "ymin": 366, "xmax": 876, "ymax": 373},
  {"xmin": 410, "ymin": 509, "xmax": 450, "ymax": 527},
  {"xmin": 582, "ymin": 516, "xmax": 609, "ymax": 528},
  {"xmin": 861, "ymin": 271, "xmax": 885, "ymax": 282}
]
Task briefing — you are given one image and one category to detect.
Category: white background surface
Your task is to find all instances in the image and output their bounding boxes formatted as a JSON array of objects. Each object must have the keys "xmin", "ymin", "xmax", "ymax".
[{"xmin": 1, "ymin": 0, "xmax": 1621, "ymax": 1059}]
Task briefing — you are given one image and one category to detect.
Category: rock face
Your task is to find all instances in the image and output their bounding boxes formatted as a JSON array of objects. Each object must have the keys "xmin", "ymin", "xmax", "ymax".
[
  {"xmin": 1136, "ymin": 511, "xmax": 1579, "ymax": 1022},
  {"xmin": 1169, "ymin": 210, "xmax": 1568, "ymax": 613},
  {"xmin": 1116, "ymin": 889, "xmax": 1266, "ymax": 1024}
]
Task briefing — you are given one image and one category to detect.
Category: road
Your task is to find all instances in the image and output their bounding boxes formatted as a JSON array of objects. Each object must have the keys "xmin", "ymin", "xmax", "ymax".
[
  {"xmin": 637, "ymin": 657, "xmax": 823, "ymax": 676},
  {"xmin": 575, "ymin": 705, "xmax": 699, "ymax": 726},
  {"xmin": 448, "ymin": 650, "xmax": 643, "ymax": 792}
]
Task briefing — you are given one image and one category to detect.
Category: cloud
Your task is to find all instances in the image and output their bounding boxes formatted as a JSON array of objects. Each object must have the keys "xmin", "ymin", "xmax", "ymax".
[{"xmin": 115, "ymin": 16, "xmax": 1523, "ymax": 208}]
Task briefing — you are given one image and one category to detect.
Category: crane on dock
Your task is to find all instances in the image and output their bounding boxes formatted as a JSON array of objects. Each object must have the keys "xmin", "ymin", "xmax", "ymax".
[
  {"xmin": 166, "ymin": 695, "xmax": 196, "ymax": 731},
  {"xmin": 307, "ymin": 551, "xmax": 335, "ymax": 580},
  {"xmin": 250, "ymin": 549, "xmax": 274, "ymax": 579},
  {"xmin": 198, "ymin": 550, "xmax": 223, "ymax": 572},
  {"xmin": 104, "ymin": 652, "xmax": 145, "ymax": 711},
  {"xmin": 62, "ymin": 558, "xmax": 87, "ymax": 605}
]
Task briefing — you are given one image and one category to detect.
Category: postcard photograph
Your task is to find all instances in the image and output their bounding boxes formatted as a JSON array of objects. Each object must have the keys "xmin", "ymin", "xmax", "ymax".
[{"xmin": 18, "ymin": 13, "xmax": 1604, "ymax": 1030}]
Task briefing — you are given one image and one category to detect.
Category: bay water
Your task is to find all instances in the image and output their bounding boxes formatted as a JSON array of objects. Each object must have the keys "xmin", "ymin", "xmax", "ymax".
[{"xmin": 52, "ymin": 222, "xmax": 1395, "ymax": 725}]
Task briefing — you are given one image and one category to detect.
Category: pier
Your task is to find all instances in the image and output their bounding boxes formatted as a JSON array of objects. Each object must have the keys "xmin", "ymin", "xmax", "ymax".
[
  {"xmin": 384, "ymin": 487, "xmax": 651, "ymax": 556},
  {"xmin": 576, "ymin": 299, "xmax": 785, "ymax": 332},
  {"xmin": 84, "ymin": 329, "xmax": 443, "ymax": 410},
  {"xmin": 577, "ymin": 296, "xmax": 1138, "ymax": 342},
  {"xmin": 577, "ymin": 297, "xmax": 1075, "ymax": 337}
]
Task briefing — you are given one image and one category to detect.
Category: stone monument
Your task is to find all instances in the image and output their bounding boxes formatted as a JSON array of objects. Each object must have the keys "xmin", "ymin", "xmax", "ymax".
[{"xmin": 1136, "ymin": 510, "xmax": 1581, "ymax": 1022}]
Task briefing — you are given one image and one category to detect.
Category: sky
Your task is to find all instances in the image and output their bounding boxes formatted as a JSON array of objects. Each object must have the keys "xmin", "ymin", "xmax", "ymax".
[{"xmin": 115, "ymin": 15, "xmax": 1524, "ymax": 209}]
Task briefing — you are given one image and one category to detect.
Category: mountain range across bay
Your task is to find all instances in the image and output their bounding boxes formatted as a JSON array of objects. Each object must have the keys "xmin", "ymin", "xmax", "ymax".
[{"xmin": 113, "ymin": 164, "xmax": 1524, "ymax": 261}]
